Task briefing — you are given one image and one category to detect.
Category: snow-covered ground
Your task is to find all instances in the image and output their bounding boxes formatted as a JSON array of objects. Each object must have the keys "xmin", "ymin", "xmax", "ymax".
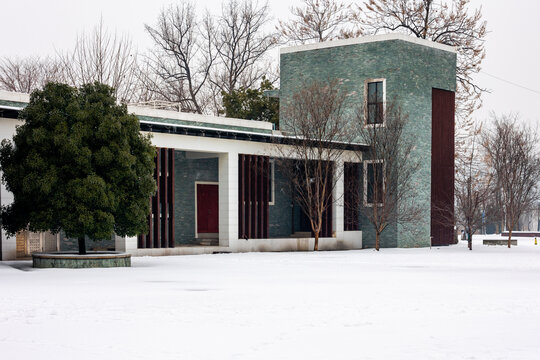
[{"xmin": 2, "ymin": 236, "xmax": 540, "ymax": 360}]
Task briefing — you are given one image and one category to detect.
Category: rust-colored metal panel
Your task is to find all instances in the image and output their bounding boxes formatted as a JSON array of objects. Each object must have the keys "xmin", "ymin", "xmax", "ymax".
[{"xmin": 431, "ymin": 88, "xmax": 455, "ymax": 246}]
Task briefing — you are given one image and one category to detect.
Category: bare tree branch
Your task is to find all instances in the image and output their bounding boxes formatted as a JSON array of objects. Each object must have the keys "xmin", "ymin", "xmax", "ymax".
[
  {"xmin": 454, "ymin": 123, "xmax": 492, "ymax": 250},
  {"xmin": 274, "ymin": 79, "xmax": 356, "ymax": 250},
  {"xmin": 361, "ymin": 0, "xmax": 487, "ymax": 155},
  {"xmin": 211, "ymin": 0, "xmax": 277, "ymax": 96},
  {"xmin": 482, "ymin": 114, "xmax": 540, "ymax": 248},
  {"xmin": 0, "ymin": 56, "xmax": 65, "ymax": 93},
  {"xmin": 355, "ymin": 100, "xmax": 423, "ymax": 250},
  {"xmin": 143, "ymin": 3, "xmax": 216, "ymax": 113},
  {"xmin": 277, "ymin": 0, "xmax": 362, "ymax": 44},
  {"xmin": 58, "ymin": 18, "xmax": 139, "ymax": 103}
]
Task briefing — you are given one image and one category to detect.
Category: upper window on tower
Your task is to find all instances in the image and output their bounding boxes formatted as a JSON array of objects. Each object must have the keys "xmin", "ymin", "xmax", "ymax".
[{"xmin": 365, "ymin": 79, "xmax": 385, "ymax": 125}]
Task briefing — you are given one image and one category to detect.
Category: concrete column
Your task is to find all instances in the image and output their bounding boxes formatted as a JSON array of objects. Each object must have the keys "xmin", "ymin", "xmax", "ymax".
[
  {"xmin": 115, "ymin": 236, "xmax": 138, "ymax": 254},
  {"xmin": 218, "ymin": 152, "xmax": 239, "ymax": 248},
  {"xmin": 0, "ymin": 172, "xmax": 16, "ymax": 260},
  {"xmin": 333, "ymin": 160, "xmax": 345, "ymax": 240}
]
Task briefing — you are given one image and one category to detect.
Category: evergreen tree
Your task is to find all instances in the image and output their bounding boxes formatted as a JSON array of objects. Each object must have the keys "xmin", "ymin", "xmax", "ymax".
[
  {"xmin": 0, "ymin": 82, "xmax": 156, "ymax": 254},
  {"xmin": 221, "ymin": 78, "xmax": 279, "ymax": 128}
]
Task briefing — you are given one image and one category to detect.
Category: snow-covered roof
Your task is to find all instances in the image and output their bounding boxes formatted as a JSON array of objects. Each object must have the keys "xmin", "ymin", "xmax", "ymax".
[{"xmin": 280, "ymin": 33, "xmax": 457, "ymax": 55}]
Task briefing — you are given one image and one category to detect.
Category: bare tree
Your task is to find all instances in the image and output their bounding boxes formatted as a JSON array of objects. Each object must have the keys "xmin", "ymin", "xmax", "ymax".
[
  {"xmin": 454, "ymin": 125, "xmax": 492, "ymax": 250},
  {"xmin": 278, "ymin": 0, "xmax": 362, "ymax": 44},
  {"xmin": 144, "ymin": 3, "xmax": 216, "ymax": 113},
  {"xmin": 483, "ymin": 114, "xmax": 540, "ymax": 248},
  {"xmin": 357, "ymin": 101, "xmax": 422, "ymax": 251},
  {"xmin": 58, "ymin": 18, "xmax": 139, "ymax": 103},
  {"xmin": 361, "ymin": 0, "xmax": 487, "ymax": 153},
  {"xmin": 275, "ymin": 80, "xmax": 355, "ymax": 251},
  {"xmin": 0, "ymin": 56, "xmax": 65, "ymax": 93},
  {"xmin": 212, "ymin": 0, "xmax": 277, "ymax": 95}
]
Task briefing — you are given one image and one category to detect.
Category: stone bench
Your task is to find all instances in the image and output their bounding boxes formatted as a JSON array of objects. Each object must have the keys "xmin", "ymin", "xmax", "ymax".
[
  {"xmin": 483, "ymin": 239, "xmax": 517, "ymax": 246},
  {"xmin": 501, "ymin": 232, "xmax": 539, "ymax": 238}
]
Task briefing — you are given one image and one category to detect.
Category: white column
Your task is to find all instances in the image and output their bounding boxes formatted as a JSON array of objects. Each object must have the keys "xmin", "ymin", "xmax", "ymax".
[
  {"xmin": 0, "ymin": 172, "xmax": 16, "ymax": 260},
  {"xmin": 115, "ymin": 236, "xmax": 138, "ymax": 254},
  {"xmin": 219, "ymin": 152, "xmax": 238, "ymax": 248},
  {"xmin": 333, "ymin": 160, "xmax": 345, "ymax": 240}
]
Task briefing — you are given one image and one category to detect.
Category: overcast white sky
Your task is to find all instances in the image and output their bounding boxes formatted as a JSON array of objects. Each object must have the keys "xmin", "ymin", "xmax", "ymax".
[{"xmin": 1, "ymin": 0, "xmax": 539, "ymax": 126}]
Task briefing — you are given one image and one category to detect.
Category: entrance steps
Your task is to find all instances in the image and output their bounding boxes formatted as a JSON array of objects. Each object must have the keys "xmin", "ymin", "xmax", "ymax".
[
  {"xmin": 291, "ymin": 232, "xmax": 311, "ymax": 238},
  {"xmin": 199, "ymin": 239, "xmax": 219, "ymax": 246}
]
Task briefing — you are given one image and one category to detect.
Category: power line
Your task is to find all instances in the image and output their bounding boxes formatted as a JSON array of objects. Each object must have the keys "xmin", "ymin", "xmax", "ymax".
[{"xmin": 480, "ymin": 71, "xmax": 540, "ymax": 95}]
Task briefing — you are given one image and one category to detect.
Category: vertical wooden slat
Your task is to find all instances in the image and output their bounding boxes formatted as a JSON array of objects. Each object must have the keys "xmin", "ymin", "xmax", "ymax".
[
  {"xmin": 247, "ymin": 155, "xmax": 252, "ymax": 238},
  {"xmin": 168, "ymin": 148, "xmax": 175, "ymax": 248},
  {"xmin": 238, "ymin": 154, "xmax": 270, "ymax": 240},
  {"xmin": 263, "ymin": 157, "xmax": 269, "ymax": 238},
  {"xmin": 344, "ymin": 163, "xmax": 360, "ymax": 231},
  {"xmin": 257, "ymin": 157, "xmax": 264, "ymax": 238},
  {"xmin": 328, "ymin": 168, "xmax": 333, "ymax": 237},
  {"xmin": 160, "ymin": 148, "xmax": 168, "ymax": 248},
  {"xmin": 251, "ymin": 156, "xmax": 257, "ymax": 238},
  {"xmin": 138, "ymin": 234, "xmax": 143, "ymax": 248},
  {"xmin": 153, "ymin": 149, "xmax": 160, "ymax": 248},
  {"xmin": 147, "ymin": 199, "xmax": 153, "ymax": 248},
  {"xmin": 243, "ymin": 155, "xmax": 248, "ymax": 238},
  {"xmin": 239, "ymin": 155, "xmax": 244, "ymax": 239}
]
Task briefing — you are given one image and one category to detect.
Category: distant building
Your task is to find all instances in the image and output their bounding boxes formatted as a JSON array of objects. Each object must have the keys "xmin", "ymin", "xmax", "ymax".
[{"xmin": 0, "ymin": 34, "xmax": 456, "ymax": 260}]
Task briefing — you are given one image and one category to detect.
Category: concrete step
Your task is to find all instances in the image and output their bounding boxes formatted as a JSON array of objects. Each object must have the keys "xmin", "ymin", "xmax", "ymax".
[
  {"xmin": 291, "ymin": 232, "xmax": 312, "ymax": 238},
  {"xmin": 199, "ymin": 239, "xmax": 219, "ymax": 246}
]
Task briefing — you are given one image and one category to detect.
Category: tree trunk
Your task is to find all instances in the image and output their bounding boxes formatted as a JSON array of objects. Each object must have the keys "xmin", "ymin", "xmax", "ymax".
[
  {"xmin": 78, "ymin": 236, "xmax": 87, "ymax": 255},
  {"xmin": 375, "ymin": 232, "xmax": 380, "ymax": 251},
  {"xmin": 314, "ymin": 231, "xmax": 319, "ymax": 251},
  {"xmin": 467, "ymin": 228, "xmax": 472, "ymax": 251},
  {"xmin": 508, "ymin": 229, "xmax": 512, "ymax": 248}
]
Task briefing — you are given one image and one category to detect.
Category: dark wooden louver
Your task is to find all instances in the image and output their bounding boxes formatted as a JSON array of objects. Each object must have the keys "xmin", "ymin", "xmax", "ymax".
[
  {"xmin": 344, "ymin": 162, "xmax": 361, "ymax": 231},
  {"xmin": 138, "ymin": 147, "xmax": 175, "ymax": 248},
  {"xmin": 238, "ymin": 154, "xmax": 270, "ymax": 239}
]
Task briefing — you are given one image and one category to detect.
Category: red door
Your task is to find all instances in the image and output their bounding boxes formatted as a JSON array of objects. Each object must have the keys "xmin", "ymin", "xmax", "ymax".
[{"xmin": 197, "ymin": 184, "xmax": 219, "ymax": 234}]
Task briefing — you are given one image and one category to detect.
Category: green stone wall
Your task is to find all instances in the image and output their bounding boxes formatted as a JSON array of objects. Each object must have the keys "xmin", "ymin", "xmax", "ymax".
[
  {"xmin": 174, "ymin": 151, "xmax": 219, "ymax": 245},
  {"xmin": 280, "ymin": 39, "xmax": 456, "ymax": 248}
]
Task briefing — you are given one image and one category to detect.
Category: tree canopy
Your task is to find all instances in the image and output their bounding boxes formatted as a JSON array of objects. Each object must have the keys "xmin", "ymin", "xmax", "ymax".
[
  {"xmin": 0, "ymin": 82, "xmax": 156, "ymax": 254},
  {"xmin": 221, "ymin": 78, "xmax": 279, "ymax": 128}
]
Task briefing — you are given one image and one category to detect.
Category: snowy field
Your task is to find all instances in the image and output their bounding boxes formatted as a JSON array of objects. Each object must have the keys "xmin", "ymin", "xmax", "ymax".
[{"xmin": 2, "ymin": 237, "xmax": 540, "ymax": 360}]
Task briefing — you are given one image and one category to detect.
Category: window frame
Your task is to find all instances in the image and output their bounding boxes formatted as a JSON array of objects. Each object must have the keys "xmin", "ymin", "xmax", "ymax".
[
  {"xmin": 364, "ymin": 78, "xmax": 386, "ymax": 127},
  {"xmin": 363, "ymin": 159, "xmax": 385, "ymax": 207}
]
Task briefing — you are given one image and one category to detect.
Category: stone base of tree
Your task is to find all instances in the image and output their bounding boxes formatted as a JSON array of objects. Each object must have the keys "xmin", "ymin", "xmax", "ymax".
[{"xmin": 32, "ymin": 252, "xmax": 131, "ymax": 268}]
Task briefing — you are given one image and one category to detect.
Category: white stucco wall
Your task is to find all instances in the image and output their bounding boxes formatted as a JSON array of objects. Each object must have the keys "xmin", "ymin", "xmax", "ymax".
[{"xmin": 0, "ymin": 116, "xmax": 22, "ymax": 260}]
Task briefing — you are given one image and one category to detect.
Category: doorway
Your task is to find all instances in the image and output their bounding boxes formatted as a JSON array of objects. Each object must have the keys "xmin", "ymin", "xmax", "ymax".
[{"xmin": 196, "ymin": 183, "xmax": 219, "ymax": 242}]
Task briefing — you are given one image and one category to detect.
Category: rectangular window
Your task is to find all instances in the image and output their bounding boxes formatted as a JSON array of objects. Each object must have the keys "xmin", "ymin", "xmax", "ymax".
[
  {"xmin": 366, "ymin": 80, "xmax": 384, "ymax": 125},
  {"xmin": 364, "ymin": 161, "xmax": 384, "ymax": 205}
]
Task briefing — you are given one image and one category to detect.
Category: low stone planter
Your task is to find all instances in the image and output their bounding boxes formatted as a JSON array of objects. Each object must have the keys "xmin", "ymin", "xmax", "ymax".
[
  {"xmin": 32, "ymin": 251, "xmax": 131, "ymax": 268},
  {"xmin": 483, "ymin": 239, "xmax": 517, "ymax": 246}
]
